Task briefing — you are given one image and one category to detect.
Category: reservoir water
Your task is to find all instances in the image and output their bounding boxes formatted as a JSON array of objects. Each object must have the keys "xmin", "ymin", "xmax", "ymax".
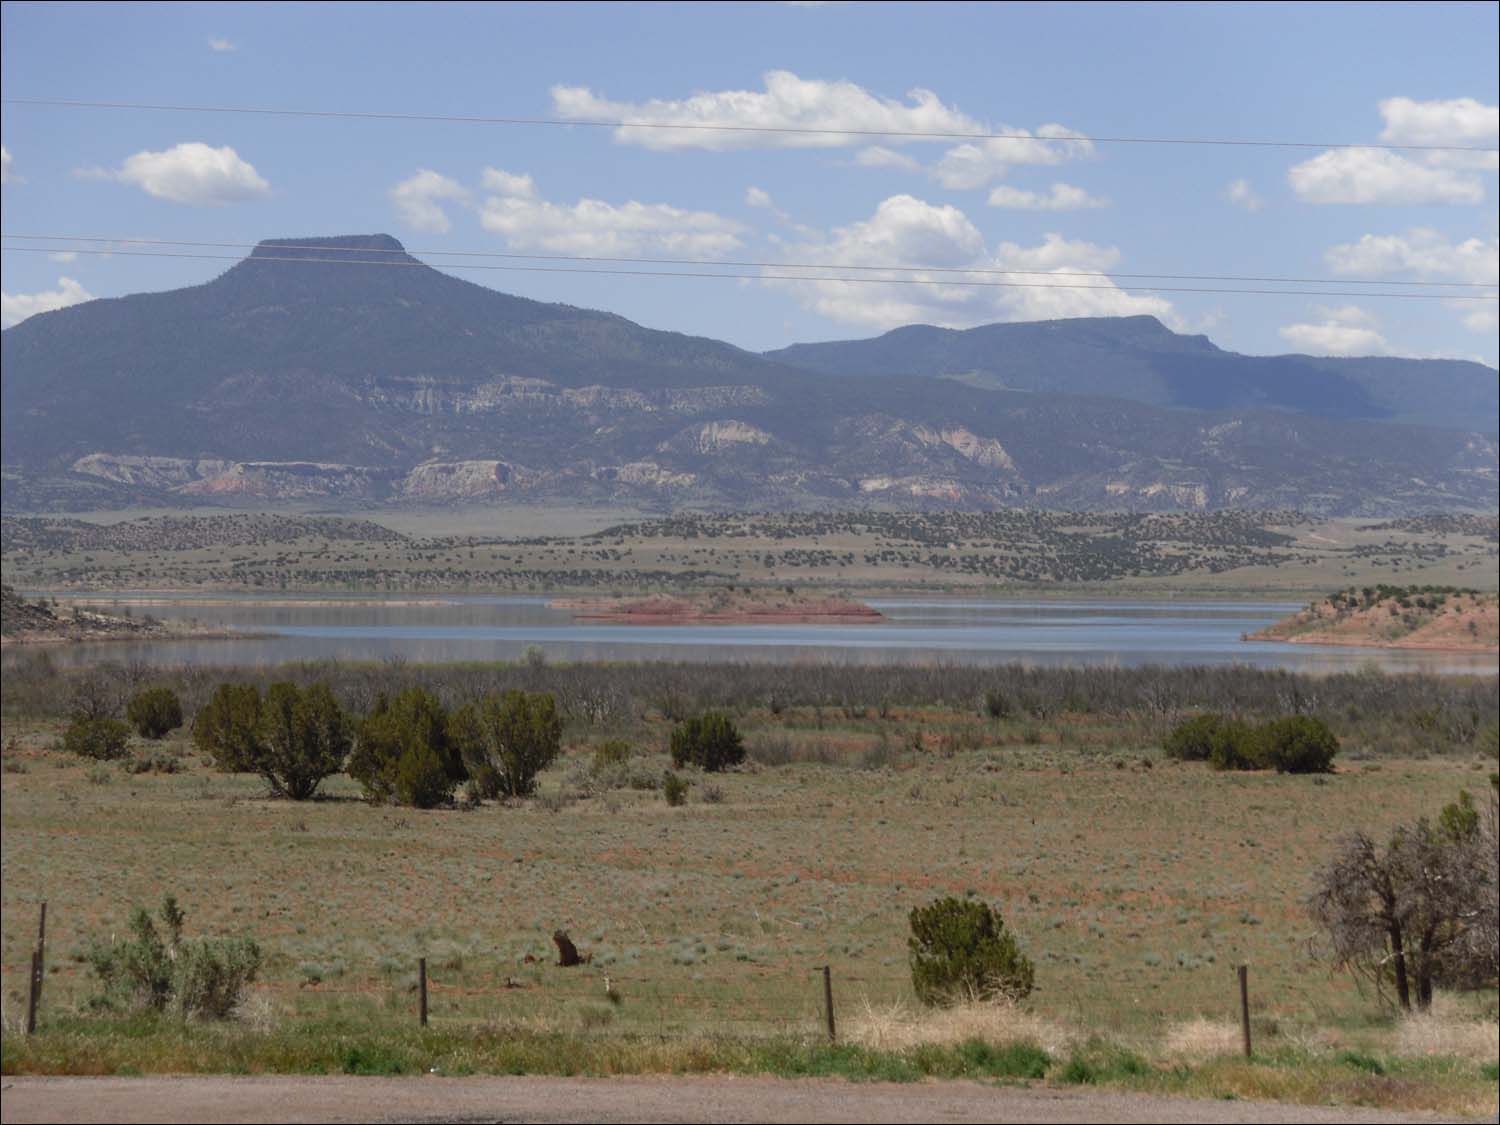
[{"xmin": 6, "ymin": 593, "xmax": 1495, "ymax": 675}]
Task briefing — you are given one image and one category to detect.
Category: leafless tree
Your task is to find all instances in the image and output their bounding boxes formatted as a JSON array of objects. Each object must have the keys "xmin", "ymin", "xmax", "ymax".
[
  {"xmin": 1308, "ymin": 788, "xmax": 1498, "ymax": 1012},
  {"xmin": 68, "ymin": 664, "xmax": 126, "ymax": 721}
]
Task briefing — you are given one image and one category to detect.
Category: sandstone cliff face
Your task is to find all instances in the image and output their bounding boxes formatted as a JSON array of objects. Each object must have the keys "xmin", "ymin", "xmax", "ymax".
[{"xmin": 400, "ymin": 460, "xmax": 518, "ymax": 499}]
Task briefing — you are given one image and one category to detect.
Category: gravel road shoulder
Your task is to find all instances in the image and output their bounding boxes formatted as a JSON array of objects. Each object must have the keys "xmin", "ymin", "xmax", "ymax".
[{"xmin": 0, "ymin": 1074, "xmax": 1470, "ymax": 1124}]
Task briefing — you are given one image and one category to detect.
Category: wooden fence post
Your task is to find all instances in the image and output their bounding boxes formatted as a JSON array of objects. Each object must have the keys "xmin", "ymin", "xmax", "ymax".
[
  {"xmin": 822, "ymin": 965, "xmax": 836, "ymax": 1042},
  {"xmin": 1238, "ymin": 964, "xmax": 1251, "ymax": 1058},
  {"xmin": 26, "ymin": 950, "xmax": 40, "ymax": 1035},
  {"xmin": 26, "ymin": 902, "xmax": 47, "ymax": 1034},
  {"xmin": 419, "ymin": 957, "xmax": 429, "ymax": 1027}
]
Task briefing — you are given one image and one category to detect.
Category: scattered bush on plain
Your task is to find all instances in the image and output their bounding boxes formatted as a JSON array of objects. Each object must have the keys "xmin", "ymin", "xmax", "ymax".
[
  {"xmin": 125, "ymin": 687, "xmax": 183, "ymax": 740},
  {"xmin": 908, "ymin": 895, "xmax": 1035, "ymax": 1007},
  {"xmin": 1164, "ymin": 712, "xmax": 1338, "ymax": 773},
  {"xmin": 670, "ymin": 711, "xmax": 744, "ymax": 772},
  {"xmin": 61, "ymin": 716, "xmax": 131, "ymax": 761},
  {"xmin": 87, "ymin": 894, "xmax": 261, "ymax": 1020}
]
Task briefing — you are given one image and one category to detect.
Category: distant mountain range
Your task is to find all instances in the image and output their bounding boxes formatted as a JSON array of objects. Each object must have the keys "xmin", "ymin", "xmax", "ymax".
[
  {"xmin": 2, "ymin": 234, "xmax": 1495, "ymax": 515},
  {"xmin": 768, "ymin": 317, "xmax": 1498, "ymax": 434}
]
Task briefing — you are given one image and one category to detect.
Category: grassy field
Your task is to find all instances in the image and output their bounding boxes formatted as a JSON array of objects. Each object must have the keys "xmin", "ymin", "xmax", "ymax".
[{"xmin": 3, "ymin": 678, "xmax": 1496, "ymax": 1112}]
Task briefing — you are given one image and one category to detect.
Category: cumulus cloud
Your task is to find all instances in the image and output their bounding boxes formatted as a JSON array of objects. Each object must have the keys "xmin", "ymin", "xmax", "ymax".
[
  {"xmin": 389, "ymin": 169, "xmax": 470, "ymax": 233},
  {"xmin": 856, "ymin": 130, "xmax": 1093, "ymax": 190},
  {"xmin": 1287, "ymin": 147, "xmax": 1484, "ymax": 205},
  {"xmin": 1, "ymin": 145, "xmax": 17, "ymax": 186},
  {"xmin": 761, "ymin": 195, "xmax": 1173, "ymax": 330},
  {"xmin": 208, "ymin": 36, "xmax": 236, "ymax": 52},
  {"xmin": 986, "ymin": 182, "xmax": 1107, "ymax": 210},
  {"xmin": 550, "ymin": 70, "xmax": 985, "ymax": 151},
  {"xmin": 745, "ymin": 186, "xmax": 775, "ymax": 209},
  {"xmin": 1288, "ymin": 96, "xmax": 1497, "ymax": 204},
  {"xmin": 1324, "ymin": 228, "xmax": 1499, "ymax": 340},
  {"xmin": 85, "ymin": 142, "xmax": 270, "ymax": 205},
  {"xmin": 2, "ymin": 277, "xmax": 94, "ymax": 327},
  {"xmin": 1324, "ymin": 227, "xmax": 1499, "ymax": 285},
  {"xmin": 930, "ymin": 128, "xmax": 1093, "ymax": 190},
  {"xmin": 1379, "ymin": 96, "xmax": 1499, "ymax": 170},
  {"xmin": 478, "ymin": 169, "xmax": 744, "ymax": 257},
  {"xmin": 480, "ymin": 168, "xmax": 536, "ymax": 198},
  {"xmin": 1278, "ymin": 305, "xmax": 1391, "ymax": 356},
  {"xmin": 1224, "ymin": 178, "xmax": 1263, "ymax": 211}
]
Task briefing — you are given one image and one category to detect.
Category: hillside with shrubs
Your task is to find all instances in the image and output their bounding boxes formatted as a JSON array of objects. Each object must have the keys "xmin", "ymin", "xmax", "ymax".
[{"xmin": 1249, "ymin": 585, "xmax": 1498, "ymax": 652}]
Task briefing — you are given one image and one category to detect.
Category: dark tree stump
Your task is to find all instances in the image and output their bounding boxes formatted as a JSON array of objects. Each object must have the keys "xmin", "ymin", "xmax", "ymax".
[{"xmin": 553, "ymin": 930, "xmax": 582, "ymax": 967}]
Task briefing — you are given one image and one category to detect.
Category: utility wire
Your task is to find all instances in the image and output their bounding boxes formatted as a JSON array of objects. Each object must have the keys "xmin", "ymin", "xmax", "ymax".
[
  {"xmin": 5, "ymin": 234, "xmax": 1493, "ymax": 289},
  {"xmin": 4, "ymin": 97, "xmax": 1496, "ymax": 152},
  {"xmin": 4, "ymin": 244, "xmax": 1494, "ymax": 300}
]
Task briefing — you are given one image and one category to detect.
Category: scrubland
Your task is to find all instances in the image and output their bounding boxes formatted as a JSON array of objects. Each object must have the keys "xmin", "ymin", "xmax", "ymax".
[{"xmin": 2, "ymin": 656, "xmax": 1496, "ymax": 1115}]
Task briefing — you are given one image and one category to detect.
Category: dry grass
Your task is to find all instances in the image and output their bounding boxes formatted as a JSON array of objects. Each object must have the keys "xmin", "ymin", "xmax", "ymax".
[
  {"xmin": 1160, "ymin": 1017, "xmax": 1242, "ymax": 1060},
  {"xmin": 1394, "ymin": 1001, "xmax": 1499, "ymax": 1063},
  {"xmin": 844, "ymin": 997, "xmax": 1074, "ymax": 1056}
]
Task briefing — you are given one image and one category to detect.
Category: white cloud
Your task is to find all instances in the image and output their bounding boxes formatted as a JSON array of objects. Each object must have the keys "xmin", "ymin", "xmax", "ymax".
[
  {"xmin": 1458, "ymin": 303, "xmax": 1498, "ymax": 334},
  {"xmin": 92, "ymin": 142, "xmax": 270, "ymax": 206},
  {"xmin": 1279, "ymin": 305, "xmax": 1391, "ymax": 356},
  {"xmin": 1287, "ymin": 146, "xmax": 1484, "ymax": 205},
  {"xmin": 745, "ymin": 186, "xmax": 774, "ymax": 208},
  {"xmin": 478, "ymin": 170, "xmax": 745, "ymax": 257},
  {"xmin": 855, "ymin": 145, "xmax": 921, "ymax": 171},
  {"xmin": 47, "ymin": 251, "xmax": 78, "ymax": 263},
  {"xmin": 389, "ymin": 169, "xmax": 470, "ymax": 233},
  {"xmin": 1379, "ymin": 95, "xmax": 1498, "ymax": 146},
  {"xmin": 550, "ymin": 70, "xmax": 984, "ymax": 151},
  {"xmin": 2, "ymin": 277, "xmax": 94, "ymax": 327},
  {"xmin": 761, "ymin": 195, "xmax": 1173, "ymax": 330},
  {"xmin": 1287, "ymin": 96, "xmax": 1498, "ymax": 204},
  {"xmin": 208, "ymin": 37, "xmax": 236, "ymax": 52},
  {"xmin": 1325, "ymin": 228, "xmax": 1499, "ymax": 341},
  {"xmin": 1324, "ymin": 227, "xmax": 1499, "ymax": 285},
  {"xmin": 1224, "ymin": 178, "xmax": 1263, "ymax": 212},
  {"xmin": 930, "ymin": 127, "xmax": 1093, "ymax": 190},
  {"xmin": 0, "ymin": 145, "xmax": 17, "ymax": 186},
  {"xmin": 480, "ymin": 168, "xmax": 537, "ymax": 199},
  {"xmin": 986, "ymin": 182, "xmax": 1107, "ymax": 210}
]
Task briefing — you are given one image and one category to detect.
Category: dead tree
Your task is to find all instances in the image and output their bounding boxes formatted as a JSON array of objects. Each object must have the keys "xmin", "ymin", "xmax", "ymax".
[{"xmin": 1308, "ymin": 789, "xmax": 1498, "ymax": 1012}]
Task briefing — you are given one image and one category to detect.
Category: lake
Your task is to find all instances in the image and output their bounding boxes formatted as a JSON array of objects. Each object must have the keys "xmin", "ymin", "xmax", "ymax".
[{"xmin": 6, "ymin": 593, "xmax": 1496, "ymax": 675}]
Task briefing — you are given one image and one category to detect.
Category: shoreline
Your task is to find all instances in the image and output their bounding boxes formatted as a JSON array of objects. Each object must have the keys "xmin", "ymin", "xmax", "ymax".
[
  {"xmin": 1244, "ymin": 632, "xmax": 1499, "ymax": 655},
  {"xmin": 0, "ymin": 624, "xmax": 249, "ymax": 647}
]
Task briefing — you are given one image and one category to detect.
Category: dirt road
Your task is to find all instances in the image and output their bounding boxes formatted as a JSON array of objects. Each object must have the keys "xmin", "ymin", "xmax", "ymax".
[{"xmin": 0, "ymin": 1075, "xmax": 1466, "ymax": 1124}]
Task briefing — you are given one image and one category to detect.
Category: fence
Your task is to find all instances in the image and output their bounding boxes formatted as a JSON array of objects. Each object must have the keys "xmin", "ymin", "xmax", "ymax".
[{"xmin": 18, "ymin": 901, "xmax": 1253, "ymax": 1056}]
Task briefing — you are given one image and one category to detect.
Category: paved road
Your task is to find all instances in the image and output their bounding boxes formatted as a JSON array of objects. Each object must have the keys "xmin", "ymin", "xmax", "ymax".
[{"xmin": 0, "ymin": 1075, "xmax": 1468, "ymax": 1124}]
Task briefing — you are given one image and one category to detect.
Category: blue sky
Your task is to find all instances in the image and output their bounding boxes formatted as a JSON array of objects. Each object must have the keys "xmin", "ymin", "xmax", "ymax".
[{"xmin": 2, "ymin": 1, "xmax": 1496, "ymax": 365}]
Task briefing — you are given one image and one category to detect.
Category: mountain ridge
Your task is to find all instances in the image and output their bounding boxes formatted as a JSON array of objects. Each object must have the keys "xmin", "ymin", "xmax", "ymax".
[
  {"xmin": 765, "ymin": 316, "xmax": 1497, "ymax": 432},
  {"xmin": 2, "ymin": 234, "xmax": 1495, "ymax": 515}
]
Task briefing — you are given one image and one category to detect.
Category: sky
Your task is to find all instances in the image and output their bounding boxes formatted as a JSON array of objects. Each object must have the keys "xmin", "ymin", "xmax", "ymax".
[{"xmin": 1, "ymin": 1, "xmax": 1497, "ymax": 365}]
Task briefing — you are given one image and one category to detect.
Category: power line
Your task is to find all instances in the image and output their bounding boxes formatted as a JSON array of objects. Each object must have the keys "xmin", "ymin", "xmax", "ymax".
[
  {"xmin": 6, "ymin": 234, "xmax": 1493, "ymax": 289},
  {"xmin": 4, "ymin": 243, "xmax": 1494, "ymax": 300},
  {"xmin": 4, "ymin": 97, "xmax": 1496, "ymax": 153}
]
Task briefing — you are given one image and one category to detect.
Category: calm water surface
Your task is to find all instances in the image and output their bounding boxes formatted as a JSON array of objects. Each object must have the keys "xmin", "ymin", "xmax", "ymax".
[{"xmin": 7, "ymin": 593, "xmax": 1495, "ymax": 675}]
